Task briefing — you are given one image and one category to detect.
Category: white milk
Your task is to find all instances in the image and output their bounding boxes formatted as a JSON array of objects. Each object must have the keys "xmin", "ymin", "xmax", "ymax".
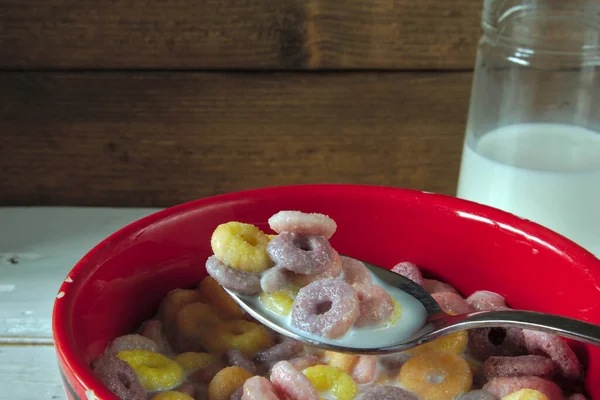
[
  {"xmin": 250, "ymin": 274, "xmax": 428, "ymax": 350},
  {"xmin": 457, "ymin": 123, "xmax": 600, "ymax": 258}
]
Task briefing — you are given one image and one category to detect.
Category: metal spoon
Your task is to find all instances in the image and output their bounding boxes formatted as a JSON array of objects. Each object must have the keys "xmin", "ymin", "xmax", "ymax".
[{"xmin": 224, "ymin": 258, "xmax": 600, "ymax": 355}]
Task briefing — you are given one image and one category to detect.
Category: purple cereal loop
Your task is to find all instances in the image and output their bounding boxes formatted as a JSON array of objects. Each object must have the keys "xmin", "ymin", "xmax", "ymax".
[
  {"xmin": 141, "ymin": 320, "xmax": 171, "ymax": 354},
  {"xmin": 356, "ymin": 386, "xmax": 419, "ymax": 400},
  {"xmin": 483, "ymin": 376, "xmax": 565, "ymax": 400},
  {"xmin": 568, "ymin": 394, "xmax": 587, "ymax": 400},
  {"xmin": 466, "ymin": 291, "xmax": 507, "ymax": 311},
  {"xmin": 522, "ymin": 329, "xmax": 582, "ymax": 380},
  {"xmin": 206, "ymin": 255, "xmax": 261, "ymax": 295},
  {"xmin": 268, "ymin": 211, "xmax": 337, "ymax": 239},
  {"xmin": 92, "ymin": 355, "xmax": 146, "ymax": 400},
  {"xmin": 391, "ymin": 262, "xmax": 423, "ymax": 286},
  {"xmin": 353, "ymin": 283, "xmax": 395, "ymax": 327},
  {"xmin": 291, "ymin": 278, "xmax": 360, "ymax": 339},
  {"xmin": 431, "ymin": 292, "xmax": 474, "ymax": 315},
  {"xmin": 483, "ymin": 355, "xmax": 557, "ymax": 380},
  {"xmin": 226, "ymin": 348, "xmax": 257, "ymax": 374},
  {"xmin": 290, "ymin": 250, "xmax": 343, "ymax": 286},
  {"xmin": 254, "ymin": 337, "xmax": 303, "ymax": 368},
  {"xmin": 260, "ymin": 266, "xmax": 292, "ymax": 293},
  {"xmin": 105, "ymin": 334, "xmax": 160, "ymax": 356},
  {"xmin": 467, "ymin": 327, "xmax": 527, "ymax": 361},
  {"xmin": 267, "ymin": 233, "xmax": 336, "ymax": 275},
  {"xmin": 341, "ymin": 256, "xmax": 372, "ymax": 285}
]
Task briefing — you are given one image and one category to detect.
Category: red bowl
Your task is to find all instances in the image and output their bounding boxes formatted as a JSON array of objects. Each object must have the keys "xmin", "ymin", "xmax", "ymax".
[{"xmin": 52, "ymin": 184, "xmax": 600, "ymax": 399}]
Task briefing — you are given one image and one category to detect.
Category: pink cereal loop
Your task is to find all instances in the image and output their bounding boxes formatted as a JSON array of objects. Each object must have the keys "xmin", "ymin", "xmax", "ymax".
[
  {"xmin": 391, "ymin": 262, "xmax": 423, "ymax": 286},
  {"xmin": 270, "ymin": 360, "xmax": 319, "ymax": 400},
  {"xmin": 422, "ymin": 279, "xmax": 459, "ymax": 294},
  {"xmin": 466, "ymin": 291, "xmax": 507, "ymax": 312},
  {"xmin": 341, "ymin": 256, "xmax": 372, "ymax": 285},
  {"xmin": 431, "ymin": 292, "xmax": 474, "ymax": 315},
  {"xmin": 482, "ymin": 355, "xmax": 557, "ymax": 380},
  {"xmin": 242, "ymin": 376, "xmax": 280, "ymax": 400},
  {"xmin": 522, "ymin": 329, "xmax": 582, "ymax": 380},
  {"xmin": 482, "ymin": 376, "xmax": 564, "ymax": 400},
  {"xmin": 268, "ymin": 211, "xmax": 337, "ymax": 239},
  {"xmin": 354, "ymin": 283, "xmax": 395, "ymax": 327},
  {"xmin": 351, "ymin": 355, "xmax": 377, "ymax": 384}
]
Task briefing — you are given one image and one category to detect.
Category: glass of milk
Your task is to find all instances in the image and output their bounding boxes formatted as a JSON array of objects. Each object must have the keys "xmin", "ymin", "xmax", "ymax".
[{"xmin": 456, "ymin": 0, "xmax": 600, "ymax": 257}]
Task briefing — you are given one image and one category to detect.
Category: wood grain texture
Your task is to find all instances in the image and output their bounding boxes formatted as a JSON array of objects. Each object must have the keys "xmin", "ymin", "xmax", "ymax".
[
  {"xmin": 0, "ymin": 71, "xmax": 471, "ymax": 207},
  {"xmin": 0, "ymin": 0, "xmax": 481, "ymax": 70}
]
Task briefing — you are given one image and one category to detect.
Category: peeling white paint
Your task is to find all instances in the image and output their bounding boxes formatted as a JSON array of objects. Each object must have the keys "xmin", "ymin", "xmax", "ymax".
[
  {"xmin": 65, "ymin": 276, "xmax": 74, "ymax": 283},
  {"xmin": 56, "ymin": 291, "xmax": 65, "ymax": 299},
  {"xmin": 86, "ymin": 389, "xmax": 96, "ymax": 400}
]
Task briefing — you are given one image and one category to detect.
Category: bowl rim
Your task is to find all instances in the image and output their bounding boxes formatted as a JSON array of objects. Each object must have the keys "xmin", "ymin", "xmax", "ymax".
[{"xmin": 51, "ymin": 183, "xmax": 600, "ymax": 397}]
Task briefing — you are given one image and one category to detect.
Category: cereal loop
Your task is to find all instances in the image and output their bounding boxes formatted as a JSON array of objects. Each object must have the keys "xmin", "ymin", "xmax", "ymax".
[
  {"xmin": 173, "ymin": 383, "xmax": 197, "ymax": 398},
  {"xmin": 158, "ymin": 288, "xmax": 207, "ymax": 335},
  {"xmin": 501, "ymin": 389, "xmax": 549, "ymax": 400},
  {"xmin": 176, "ymin": 302, "xmax": 221, "ymax": 347},
  {"xmin": 208, "ymin": 366, "xmax": 253, "ymax": 400},
  {"xmin": 226, "ymin": 348, "xmax": 257, "ymax": 374},
  {"xmin": 267, "ymin": 232, "xmax": 337, "ymax": 276},
  {"xmin": 407, "ymin": 331, "xmax": 468, "ymax": 356},
  {"xmin": 259, "ymin": 290, "xmax": 295, "ymax": 316},
  {"xmin": 261, "ymin": 267, "xmax": 294, "ymax": 294},
  {"xmin": 468, "ymin": 327, "xmax": 526, "ymax": 361},
  {"xmin": 211, "ymin": 221, "xmax": 272, "ymax": 273},
  {"xmin": 173, "ymin": 352, "xmax": 218, "ymax": 372},
  {"xmin": 432, "ymin": 292, "xmax": 474, "ymax": 315},
  {"xmin": 199, "ymin": 276, "xmax": 245, "ymax": 319},
  {"xmin": 289, "ymin": 355, "xmax": 325, "ymax": 371},
  {"xmin": 201, "ymin": 320, "xmax": 274, "ymax": 356},
  {"xmin": 483, "ymin": 376, "xmax": 564, "ymax": 400},
  {"xmin": 466, "ymin": 291, "xmax": 507, "ymax": 311},
  {"xmin": 341, "ymin": 256, "xmax": 372, "ymax": 285},
  {"xmin": 356, "ymin": 386, "xmax": 419, "ymax": 400},
  {"xmin": 206, "ymin": 255, "xmax": 261, "ymax": 295},
  {"xmin": 151, "ymin": 391, "xmax": 194, "ymax": 400},
  {"xmin": 270, "ymin": 360, "xmax": 320, "ymax": 400},
  {"xmin": 254, "ymin": 337, "xmax": 303, "ymax": 368},
  {"xmin": 303, "ymin": 365, "xmax": 359, "ymax": 400},
  {"xmin": 241, "ymin": 376, "xmax": 280, "ymax": 400},
  {"xmin": 459, "ymin": 390, "xmax": 499, "ymax": 400},
  {"xmin": 422, "ymin": 279, "xmax": 459, "ymax": 294},
  {"xmin": 351, "ymin": 355, "xmax": 377, "ymax": 384},
  {"xmin": 354, "ymin": 283, "xmax": 395, "ymax": 327},
  {"xmin": 290, "ymin": 250, "xmax": 343, "ymax": 286},
  {"xmin": 391, "ymin": 262, "xmax": 423, "ymax": 286},
  {"xmin": 398, "ymin": 351, "xmax": 473, "ymax": 400},
  {"xmin": 116, "ymin": 349, "xmax": 184, "ymax": 391},
  {"xmin": 325, "ymin": 351, "xmax": 359, "ymax": 374},
  {"xmin": 141, "ymin": 320, "xmax": 171, "ymax": 354},
  {"xmin": 105, "ymin": 334, "xmax": 160, "ymax": 356},
  {"xmin": 291, "ymin": 278, "xmax": 360, "ymax": 339},
  {"xmin": 483, "ymin": 355, "xmax": 556, "ymax": 380},
  {"xmin": 268, "ymin": 210, "xmax": 337, "ymax": 239},
  {"xmin": 522, "ymin": 329, "xmax": 581, "ymax": 380},
  {"xmin": 92, "ymin": 355, "xmax": 146, "ymax": 400}
]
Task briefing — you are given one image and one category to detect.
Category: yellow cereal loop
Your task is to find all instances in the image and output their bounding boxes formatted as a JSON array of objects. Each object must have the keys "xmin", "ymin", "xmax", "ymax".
[
  {"xmin": 151, "ymin": 392, "xmax": 194, "ymax": 400},
  {"xmin": 173, "ymin": 352, "xmax": 218, "ymax": 372},
  {"xmin": 259, "ymin": 290, "xmax": 295, "ymax": 316},
  {"xmin": 210, "ymin": 221, "xmax": 272, "ymax": 273},
  {"xmin": 303, "ymin": 365, "xmax": 359, "ymax": 400},
  {"xmin": 116, "ymin": 350, "xmax": 184, "ymax": 391},
  {"xmin": 208, "ymin": 366, "xmax": 253, "ymax": 400},
  {"xmin": 399, "ymin": 351, "xmax": 472, "ymax": 400},
  {"xmin": 201, "ymin": 320, "xmax": 274, "ymax": 356},
  {"xmin": 199, "ymin": 276, "xmax": 245, "ymax": 319},
  {"xmin": 502, "ymin": 389, "xmax": 550, "ymax": 400},
  {"xmin": 406, "ymin": 331, "xmax": 468, "ymax": 356},
  {"xmin": 324, "ymin": 351, "xmax": 359, "ymax": 374},
  {"xmin": 268, "ymin": 234, "xmax": 277, "ymax": 240}
]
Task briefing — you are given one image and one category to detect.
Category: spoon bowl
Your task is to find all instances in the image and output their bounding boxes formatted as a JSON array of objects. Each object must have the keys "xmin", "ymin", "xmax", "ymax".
[{"xmin": 224, "ymin": 258, "xmax": 600, "ymax": 355}]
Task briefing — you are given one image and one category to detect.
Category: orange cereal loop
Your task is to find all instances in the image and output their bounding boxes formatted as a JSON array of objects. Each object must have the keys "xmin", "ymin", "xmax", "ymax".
[
  {"xmin": 399, "ymin": 351, "xmax": 472, "ymax": 400},
  {"xmin": 158, "ymin": 288, "xmax": 207, "ymax": 329},
  {"xmin": 406, "ymin": 331, "xmax": 468, "ymax": 356},
  {"xmin": 210, "ymin": 221, "xmax": 272, "ymax": 273},
  {"xmin": 173, "ymin": 352, "xmax": 218, "ymax": 372},
  {"xmin": 177, "ymin": 302, "xmax": 221, "ymax": 340},
  {"xmin": 324, "ymin": 351, "xmax": 359, "ymax": 374},
  {"xmin": 199, "ymin": 276, "xmax": 245, "ymax": 319},
  {"xmin": 151, "ymin": 391, "xmax": 194, "ymax": 400},
  {"xmin": 208, "ymin": 366, "xmax": 253, "ymax": 400},
  {"xmin": 502, "ymin": 389, "xmax": 550, "ymax": 400},
  {"xmin": 201, "ymin": 320, "xmax": 273, "ymax": 356}
]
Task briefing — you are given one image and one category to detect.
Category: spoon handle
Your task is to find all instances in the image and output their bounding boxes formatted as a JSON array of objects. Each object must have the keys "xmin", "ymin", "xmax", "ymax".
[{"xmin": 431, "ymin": 309, "xmax": 600, "ymax": 346}]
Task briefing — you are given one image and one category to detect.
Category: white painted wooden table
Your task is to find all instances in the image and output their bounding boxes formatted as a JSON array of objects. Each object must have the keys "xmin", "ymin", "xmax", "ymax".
[{"xmin": 0, "ymin": 207, "xmax": 161, "ymax": 400}]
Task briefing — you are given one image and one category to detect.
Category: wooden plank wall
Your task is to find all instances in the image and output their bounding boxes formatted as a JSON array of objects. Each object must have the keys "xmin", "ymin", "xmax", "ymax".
[{"xmin": 0, "ymin": 0, "xmax": 483, "ymax": 207}]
